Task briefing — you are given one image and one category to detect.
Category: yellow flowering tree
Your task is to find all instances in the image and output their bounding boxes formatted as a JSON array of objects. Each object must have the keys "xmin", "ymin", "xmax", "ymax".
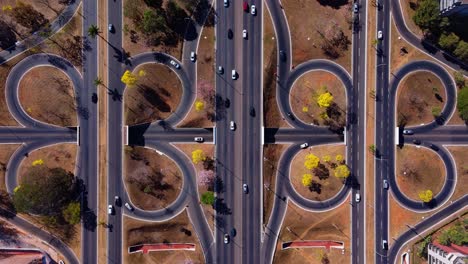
[
  {"xmin": 138, "ymin": 69, "xmax": 146, "ymax": 77},
  {"xmin": 195, "ymin": 100, "xmax": 205, "ymax": 112},
  {"xmin": 302, "ymin": 106, "xmax": 309, "ymax": 112},
  {"xmin": 302, "ymin": 174, "xmax": 313, "ymax": 187},
  {"xmin": 304, "ymin": 154, "xmax": 320, "ymax": 169},
  {"xmin": 334, "ymin": 164, "xmax": 350, "ymax": 178},
  {"xmin": 418, "ymin": 190, "xmax": 433, "ymax": 203},
  {"xmin": 335, "ymin": 154, "xmax": 344, "ymax": 163},
  {"xmin": 191, "ymin": 149, "xmax": 206, "ymax": 164},
  {"xmin": 32, "ymin": 159, "xmax": 44, "ymax": 166},
  {"xmin": 2, "ymin": 5, "xmax": 12, "ymax": 11},
  {"xmin": 120, "ymin": 70, "xmax": 138, "ymax": 86},
  {"xmin": 323, "ymin": 155, "xmax": 331, "ymax": 163},
  {"xmin": 317, "ymin": 92, "xmax": 334, "ymax": 108}
]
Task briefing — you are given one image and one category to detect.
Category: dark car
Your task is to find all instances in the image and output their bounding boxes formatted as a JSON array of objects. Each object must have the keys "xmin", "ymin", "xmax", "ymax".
[
  {"xmin": 250, "ymin": 107, "xmax": 255, "ymax": 117},
  {"xmin": 279, "ymin": 50, "xmax": 286, "ymax": 61},
  {"xmin": 228, "ymin": 29, "xmax": 233, "ymax": 39},
  {"xmin": 230, "ymin": 228, "xmax": 237, "ymax": 237},
  {"xmin": 225, "ymin": 98, "xmax": 230, "ymax": 108},
  {"xmin": 287, "ymin": 112, "xmax": 295, "ymax": 120},
  {"xmin": 413, "ymin": 139, "xmax": 421, "ymax": 145},
  {"xmin": 430, "ymin": 144, "xmax": 439, "ymax": 151}
]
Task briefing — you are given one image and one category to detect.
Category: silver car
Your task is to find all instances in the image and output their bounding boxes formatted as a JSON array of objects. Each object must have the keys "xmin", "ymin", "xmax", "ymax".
[
  {"xmin": 170, "ymin": 60, "xmax": 180, "ymax": 69},
  {"xmin": 194, "ymin": 137, "xmax": 204, "ymax": 142},
  {"xmin": 230, "ymin": 121, "xmax": 236, "ymax": 131},
  {"xmin": 300, "ymin": 143, "xmax": 309, "ymax": 149},
  {"xmin": 124, "ymin": 202, "xmax": 134, "ymax": 211},
  {"xmin": 108, "ymin": 205, "xmax": 114, "ymax": 215}
]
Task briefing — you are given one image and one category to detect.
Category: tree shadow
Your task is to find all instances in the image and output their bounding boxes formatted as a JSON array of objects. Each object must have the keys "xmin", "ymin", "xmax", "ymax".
[
  {"xmin": 141, "ymin": 85, "xmax": 171, "ymax": 112},
  {"xmin": 213, "ymin": 198, "xmax": 231, "ymax": 215},
  {"xmin": 316, "ymin": 0, "xmax": 348, "ymax": 9},
  {"xmin": 213, "ymin": 177, "xmax": 224, "ymax": 193},
  {"xmin": 0, "ymin": 21, "xmax": 17, "ymax": 50}
]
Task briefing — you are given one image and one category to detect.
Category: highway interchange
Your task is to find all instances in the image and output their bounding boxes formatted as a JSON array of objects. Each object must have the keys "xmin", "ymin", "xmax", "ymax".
[{"xmin": 0, "ymin": 0, "xmax": 466, "ymax": 264}]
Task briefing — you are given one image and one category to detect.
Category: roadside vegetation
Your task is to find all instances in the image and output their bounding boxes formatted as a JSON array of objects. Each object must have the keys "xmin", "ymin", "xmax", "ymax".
[
  {"xmin": 13, "ymin": 163, "xmax": 80, "ymax": 241},
  {"xmin": 396, "ymin": 146, "xmax": 445, "ymax": 202},
  {"xmin": 123, "ymin": 63, "xmax": 182, "ymax": 125},
  {"xmin": 396, "ymin": 71, "xmax": 445, "ymax": 126},
  {"xmin": 456, "ymin": 72, "xmax": 468, "ymax": 124},
  {"xmin": 283, "ymin": 0, "xmax": 352, "ymax": 71},
  {"xmin": 291, "ymin": 145, "xmax": 348, "ymax": 201},
  {"xmin": 124, "ymin": 146, "xmax": 182, "ymax": 210},
  {"xmin": 123, "ymin": 0, "xmax": 214, "ymax": 57},
  {"xmin": 411, "ymin": 0, "xmax": 468, "ymax": 62},
  {"xmin": 0, "ymin": 0, "xmax": 72, "ymax": 51},
  {"xmin": 290, "ymin": 71, "xmax": 347, "ymax": 133}
]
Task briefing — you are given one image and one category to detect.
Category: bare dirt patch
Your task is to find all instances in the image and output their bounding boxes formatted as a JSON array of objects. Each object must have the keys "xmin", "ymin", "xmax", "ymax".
[
  {"xmin": 173, "ymin": 143, "xmax": 215, "ymax": 234},
  {"xmin": 263, "ymin": 144, "xmax": 288, "ymax": 224},
  {"xmin": 396, "ymin": 145, "xmax": 445, "ymax": 201},
  {"xmin": 282, "ymin": 0, "xmax": 352, "ymax": 72},
  {"xmin": 446, "ymin": 146, "xmax": 468, "ymax": 200},
  {"xmin": 123, "ymin": 211, "xmax": 204, "ymax": 264},
  {"xmin": 290, "ymin": 71, "xmax": 347, "ymax": 127},
  {"xmin": 290, "ymin": 144, "xmax": 347, "ymax": 201},
  {"xmin": 263, "ymin": 7, "xmax": 289, "ymax": 128},
  {"xmin": 396, "ymin": 71, "xmax": 446, "ymax": 127},
  {"xmin": 177, "ymin": 21, "xmax": 215, "ymax": 128},
  {"xmin": 124, "ymin": 146, "xmax": 183, "ymax": 211},
  {"xmin": 273, "ymin": 201, "xmax": 351, "ymax": 263},
  {"xmin": 124, "ymin": 63, "xmax": 182, "ymax": 126},
  {"xmin": 18, "ymin": 66, "xmax": 77, "ymax": 127}
]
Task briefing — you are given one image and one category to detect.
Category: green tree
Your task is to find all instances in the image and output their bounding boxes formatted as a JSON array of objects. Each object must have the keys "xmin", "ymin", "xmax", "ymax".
[
  {"xmin": 438, "ymin": 33, "xmax": 460, "ymax": 52},
  {"xmin": 142, "ymin": 9, "xmax": 166, "ymax": 34},
  {"xmin": 93, "ymin": 78, "xmax": 103, "ymax": 87},
  {"xmin": 165, "ymin": 0, "xmax": 188, "ymax": 36},
  {"xmin": 62, "ymin": 201, "xmax": 80, "ymax": 225},
  {"xmin": 457, "ymin": 87, "xmax": 468, "ymax": 121},
  {"xmin": 454, "ymin": 71, "xmax": 466, "ymax": 88},
  {"xmin": 438, "ymin": 222, "xmax": 468, "ymax": 246},
  {"xmin": 13, "ymin": 167, "xmax": 77, "ymax": 216},
  {"xmin": 200, "ymin": 191, "xmax": 215, "ymax": 205},
  {"xmin": 454, "ymin": 41, "xmax": 468, "ymax": 62},
  {"xmin": 412, "ymin": 0, "xmax": 447, "ymax": 33},
  {"xmin": 432, "ymin": 106, "xmax": 441, "ymax": 117},
  {"xmin": 417, "ymin": 235, "xmax": 432, "ymax": 257},
  {"xmin": 87, "ymin": 24, "xmax": 99, "ymax": 38},
  {"xmin": 369, "ymin": 144, "xmax": 376, "ymax": 154}
]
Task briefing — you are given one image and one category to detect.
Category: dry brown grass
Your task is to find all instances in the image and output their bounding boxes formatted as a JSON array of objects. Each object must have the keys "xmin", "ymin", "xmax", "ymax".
[
  {"xmin": 122, "ymin": 0, "xmax": 183, "ymax": 59},
  {"xmin": 389, "ymin": 195, "xmax": 432, "ymax": 240},
  {"xmin": 124, "ymin": 63, "xmax": 183, "ymax": 126},
  {"xmin": 396, "ymin": 71, "xmax": 446, "ymax": 127},
  {"xmin": 123, "ymin": 212, "xmax": 204, "ymax": 264},
  {"xmin": 18, "ymin": 66, "xmax": 77, "ymax": 127},
  {"xmin": 396, "ymin": 145, "xmax": 445, "ymax": 201},
  {"xmin": 290, "ymin": 71, "xmax": 347, "ymax": 126},
  {"xmin": 124, "ymin": 146, "xmax": 183, "ymax": 211},
  {"xmin": 263, "ymin": 144, "xmax": 288, "ymax": 224},
  {"xmin": 365, "ymin": 1, "xmax": 377, "ymax": 262},
  {"xmin": 290, "ymin": 144, "xmax": 346, "ymax": 201},
  {"xmin": 446, "ymin": 147, "xmax": 468, "ymax": 200},
  {"xmin": 282, "ymin": 0, "xmax": 352, "ymax": 72},
  {"xmin": 177, "ymin": 20, "xmax": 215, "ymax": 128},
  {"xmin": 263, "ymin": 7, "xmax": 289, "ymax": 128},
  {"xmin": 273, "ymin": 201, "xmax": 351, "ymax": 263},
  {"xmin": 173, "ymin": 143, "xmax": 215, "ymax": 234},
  {"xmin": 18, "ymin": 143, "xmax": 77, "ymax": 177}
]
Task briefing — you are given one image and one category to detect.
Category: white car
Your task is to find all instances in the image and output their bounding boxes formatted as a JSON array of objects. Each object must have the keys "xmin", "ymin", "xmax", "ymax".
[
  {"xmin": 382, "ymin": 240, "xmax": 388, "ymax": 250},
  {"xmin": 300, "ymin": 143, "xmax": 309, "ymax": 149},
  {"xmin": 377, "ymin": 30, "xmax": 383, "ymax": 40},
  {"xmin": 231, "ymin": 69, "xmax": 237, "ymax": 80},
  {"xmin": 355, "ymin": 193, "xmax": 361, "ymax": 203},
  {"xmin": 402, "ymin": 129, "xmax": 414, "ymax": 135},
  {"xmin": 170, "ymin": 60, "xmax": 180, "ymax": 69},
  {"xmin": 124, "ymin": 202, "xmax": 134, "ymax": 211},
  {"xmin": 243, "ymin": 183, "xmax": 248, "ymax": 194},
  {"xmin": 224, "ymin": 234, "xmax": 230, "ymax": 244},
  {"xmin": 224, "ymin": 0, "xmax": 228, "ymax": 7},
  {"xmin": 108, "ymin": 205, "xmax": 114, "ymax": 215},
  {"xmin": 230, "ymin": 121, "xmax": 236, "ymax": 131},
  {"xmin": 251, "ymin": 5, "xmax": 256, "ymax": 15},
  {"xmin": 242, "ymin": 29, "xmax": 247, "ymax": 39},
  {"xmin": 194, "ymin": 137, "xmax": 204, "ymax": 142},
  {"xmin": 108, "ymin": 24, "xmax": 114, "ymax": 32},
  {"xmin": 353, "ymin": 3, "xmax": 358, "ymax": 13},
  {"xmin": 190, "ymin": 51, "xmax": 196, "ymax": 62}
]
